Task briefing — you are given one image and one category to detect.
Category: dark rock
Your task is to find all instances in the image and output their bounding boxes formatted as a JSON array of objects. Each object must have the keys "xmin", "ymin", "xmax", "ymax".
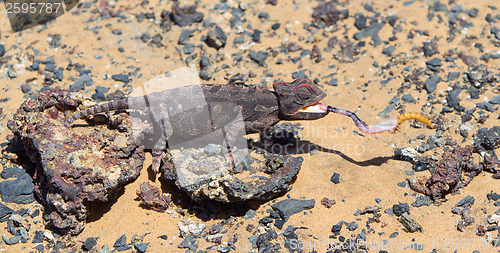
[
  {"xmin": 467, "ymin": 8, "xmax": 479, "ymax": 17},
  {"xmin": 476, "ymin": 102, "xmax": 496, "ymax": 112},
  {"xmin": 345, "ymin": 221, "xmax": 358, "ymax": 231},
  {"xmin": 83, "ymin": 237, "xmax": 97, "ymax": 251},
  {"xmin": 392, "ymin": 203, "xmax": 410, "ymax": 216},
  {"xmin": 170, "ymin": 4, "xmax": 204, "ymax": 27},
  {"xmin": 492, "ymin": 26, "xmax": 500, "ymax": 40},
  {"xmin": 245, "ymin": 209, "xmax": 255, "ymax": 219},
  {"xmin": 274, "ymin": 219, "xmax": 285, "ymax": 229},
  {"xmin": 490, "ymin": 95, "xmax": 500, "ymax": 105},
  {"xmin": 382, "ymin": 45, "xmax": 395, "ymax": 56},
  {"xmin": 397, "ymin": 213, "xmax": 423, "ymax": 232},
  {"xmin": 331, "ymin": 221, "xmax": 343, "ymax": 233},
  {"xmin": 271, "ymin": 23, "xmax": 280, "ymax": 30},
  {"xmin": 353, "ymin": 22, "xmax": 385, "ymax": 47},
  {"xmin": 1, "ymin": 167, "xmax": 25, "ymax": 179},
  {"xmin": 354, "ymin": 14, "xmax": 367, "ymax": 30},
  {"xmin": 474, "ymin": 127, "xmax": 500, "ymax": 153},
  {"xmin": 397, "ymin": 181, "xmax": 406, "ymax": 187},
  {"xmin": 377, "ymin": 103, "xmax": 396, "ymax": 118},
  {"xmin": 0, "ymin": 44, "xmax": 5, "ymax": 57},
  {"xmin": 0, "ymin": 202, "xmax": 13, "ymax": 220},
  {"xmin": 412, "ymin": 195, "xmax": 433, "ymax": 207},
  {"xmin": 205, "ymin": 26, "xmax": 227, "ymax": 50},
  {"xmin": 258, "ymin": 12, "xmax": 270, "ymax": 19},
  {"xmin": 401, "ymin": 94, "xmax": 416, "ymax": 103},
  {"xmin": 112, "ymin": 74, "xmax": 130, "ymax": 83},
  {"xmin": 447, "ymin": 72, "xmax": 460, "ymax": 81},
  {"xmin": 327, "ymin": 78, "xmax": 338, "ymax": 86},
  {"xmin": 425, "ymin": 58, "xmax": 443, "ymax": 67},
  {"xmin": 32, "ymin": 231, "xmax": 44, "ymax": 243},
  {"xmin": 178, "ymin": 235, "xmax": 198, "ymax": 252},
  {"xmin": 54, "ymin": 68, "xmax": 64, "ymax": 81},
  {"xmin": 330, "ymin": 172, "xmax": 340, "ymax": 184},
  {"xmin": 70, "ymin": 74, "xmax": 94, "ymax": 91},
  {"xmin": 465, "ymin": 65, "xmax": 499, "ymax": 87},
  {"xmin": 446, "ymin": 86, "xmax": 463, "ymax": 110},
  {"xmin": 107, "ymin": 89, "xmax": 125, "ymax": 101},
  {"xmin": 134, "ymin": 243, "xmax": 148, "ymax": 253},
  {"xmin": 183, "ymin": 43, "xmax": 196, "ymax": 54},
  {"xmin": 20, "ymin": 84, "xmax": 31, "ymax": 94},
  {"xmin": 252, "ymin": 30, "xmax": 262, "ymax": 42},
  {"xmin": 248, "ymin": 50, "xmax": 269, "ymax": 66},
  {"xmin": 199, "ymin": 69, "xmax": 212, "ymax": 80},
  {"xmin": 456, "ymin": 195, "xmax": 475, "ymax": 207},
  {"xmin": 422, "ymin": 41, "xmax": 439, "ymax": 57},
  {"xmin": 2, "ymin": 235, "xmax": 21, "ymax": 245},
  {"xmin": 312, "ymin": 1, "xmax": 348, "ymax": 26},
  {"xmin": 389, "ymin": 232, "xmax": 399, "ymax": 238},
  {"xmin": 178, "ymin": 29, "xmax": 194, "ymax": 45},
  {"xmin": 114, "ymin": 234, "xmax": 131, "ymax": 251},
  {"xmin": 424, "ymin": 75, "xmax": 441, "ymax": 93},
  {"xmin": 487, "ymin": 192, "xmax": 500, "ymax": 201},
  {"xmin": 0, "ymin": 173, "xmax": 35, "ymax": 204},
  {"xmin": 271, "ymin": 199, "xmax": 315, "ymax": 221}
]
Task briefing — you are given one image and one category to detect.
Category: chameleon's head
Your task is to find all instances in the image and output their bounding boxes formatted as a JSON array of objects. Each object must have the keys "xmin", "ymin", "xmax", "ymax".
[{"xmin": 273, "ymin": 78, "xmax": 328, "ymax": 120}]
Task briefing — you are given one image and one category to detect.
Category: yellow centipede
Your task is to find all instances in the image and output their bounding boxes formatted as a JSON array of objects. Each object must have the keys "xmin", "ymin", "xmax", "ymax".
[{"xmin": 395, "ymin": 112, "xmax": 435, "ymax": 132}]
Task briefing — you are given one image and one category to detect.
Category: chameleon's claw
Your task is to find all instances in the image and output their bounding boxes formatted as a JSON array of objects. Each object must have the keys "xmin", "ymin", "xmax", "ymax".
[{"xmin": 151, "ymin": 150, "xmax": 166, "ymax": 174}]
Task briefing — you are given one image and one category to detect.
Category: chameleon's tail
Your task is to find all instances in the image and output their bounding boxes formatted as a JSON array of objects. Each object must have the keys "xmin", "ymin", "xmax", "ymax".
[{"xmin": 65, "ymin": 99, "xmax": 129, "ymax": 126}]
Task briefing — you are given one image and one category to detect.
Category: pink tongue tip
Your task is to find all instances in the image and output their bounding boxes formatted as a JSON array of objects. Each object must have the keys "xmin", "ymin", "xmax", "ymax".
[{"xmin": 319, "ymin": 103, "xmax": 328, "ymax": 112}]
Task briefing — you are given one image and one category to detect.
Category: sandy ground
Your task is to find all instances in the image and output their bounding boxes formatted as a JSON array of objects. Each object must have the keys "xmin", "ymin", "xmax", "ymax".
[{"xmin": 0, "ymin": 0, "xmax": 499, "ymax": 252}]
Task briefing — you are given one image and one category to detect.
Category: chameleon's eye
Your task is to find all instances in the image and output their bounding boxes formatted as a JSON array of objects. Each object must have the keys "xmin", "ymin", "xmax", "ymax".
[{"xmin": 295, "ymin": 86, "xmax": 313, "ymax": 101}]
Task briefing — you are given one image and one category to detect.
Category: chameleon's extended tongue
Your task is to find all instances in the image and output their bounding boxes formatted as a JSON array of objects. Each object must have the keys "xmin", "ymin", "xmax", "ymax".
[{"xmin": 326, "ymin": 106, "xmax": 398, "ymax": 134}]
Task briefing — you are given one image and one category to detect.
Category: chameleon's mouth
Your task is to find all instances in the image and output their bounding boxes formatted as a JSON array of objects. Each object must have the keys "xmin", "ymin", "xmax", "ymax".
[{"xmin": 296, "ymin": 102, "xmax": 328, "ymax": 113}]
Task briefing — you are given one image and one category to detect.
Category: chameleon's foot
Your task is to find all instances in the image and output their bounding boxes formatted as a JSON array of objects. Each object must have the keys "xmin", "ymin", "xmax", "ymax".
[{"xmin": 151, "ymin": 150, "xmax": 166, "ymax": 174}]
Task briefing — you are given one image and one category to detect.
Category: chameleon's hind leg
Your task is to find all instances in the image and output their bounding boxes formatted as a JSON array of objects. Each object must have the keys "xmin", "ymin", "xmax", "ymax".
[{"xmin": 151, "ymin": 149, "xmax": 166, "ymax": 174}]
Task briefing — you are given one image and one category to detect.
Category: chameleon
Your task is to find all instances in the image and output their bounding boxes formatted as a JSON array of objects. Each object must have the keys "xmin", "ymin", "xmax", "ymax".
[
  {"xmin": 66, "ymin": 78, "xmax": 330, "ymax": 172},
  {"xmin": 66, "ymin": 77, "xmax": 435, "ymax": 172}
]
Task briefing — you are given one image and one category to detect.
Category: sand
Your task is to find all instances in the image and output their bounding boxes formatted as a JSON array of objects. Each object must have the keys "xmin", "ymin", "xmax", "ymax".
[{"xmin": 0, "ymin": 0, "xmax": 499, "ymax": 252}]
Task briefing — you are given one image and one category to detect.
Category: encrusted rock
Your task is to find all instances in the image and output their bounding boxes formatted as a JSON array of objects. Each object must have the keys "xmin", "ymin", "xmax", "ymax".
[
  {"xmin": 7, "ymin": 89, "xmax": 145, "ymax": 234},
  {"xmin": 409, "ymin": 145, "xmax": 483, "ymax": 201},
  {"xmin": 160, "ymin": 148, "xmax": 303, "ymax": 202}
]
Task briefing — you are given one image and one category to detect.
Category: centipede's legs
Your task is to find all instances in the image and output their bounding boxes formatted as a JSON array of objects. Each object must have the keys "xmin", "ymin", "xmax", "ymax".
[{"xmin": 326, "ymin": 106, "xmax": 434, "ymax": 134}]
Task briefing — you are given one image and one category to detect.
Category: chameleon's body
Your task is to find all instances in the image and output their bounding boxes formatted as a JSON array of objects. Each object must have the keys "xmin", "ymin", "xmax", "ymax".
[
  {"xmin": 66, "ymin": 78, "xmax": 329, "ymax": 171},
  {"xmin": 66, "ymin": 77, "xmax": 436, "ymax": 172}
]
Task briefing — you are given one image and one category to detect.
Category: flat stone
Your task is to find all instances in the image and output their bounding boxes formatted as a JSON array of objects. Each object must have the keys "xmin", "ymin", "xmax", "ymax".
[
  {"xmin": 401, "ymin": 94, "xmax": 416, "ymax": 103},
  {"xmin": 2, "ymin": 235, "xmax": 21, "ymax": 245},
  {"xmin": 0, "ymin": 167, "xmax": 25, "ymax": 179},
  {"xmin": 271, "ymin": 198, "xmax": 315, "ymax": 221},
  {"xmin": 487, "ymin": 192, "xmax": 500, "ymax": 201},
  {"xmin": 424, "ymin": 75, "xmax": 441, "ymax": 93},
  {"xmin": 490, "ymin": 95, "xmax": 500, "ymax": 105},
  {"xmin": 456, "ymin": 195, "xmax": 475, "ymax": 207},
  {"xmin": 0, "ymin": 202, "xmax": 13, "ymax": 219},
  {"xmin": 397, "ymin": 213, "xmax": 423, "ymax": 232},
  {"xmin": 425, "ymin": 58, "xmax": 443, "ymax": 67},
  {"xmin": 83, "ymin": 237, "xmax": 97, "ymax": 251},
  {"xmin": 476, "ymin": 102, "xmax": 496, "ymax": 112},
  {"xmin": 111, "ymin": 74, "xmax": 130, "ymax": 83},
  {"xmin": 330, "ymin": 173, "xmax": 340, "ymax": 184},
  {"xmin": 134, "ymin": 243, "xmax": 148, "ymax": 253}
]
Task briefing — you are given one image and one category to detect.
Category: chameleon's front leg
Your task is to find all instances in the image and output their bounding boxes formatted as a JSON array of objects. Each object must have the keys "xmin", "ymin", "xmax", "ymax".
[
  {"xmin": 151, "ymin": 149, "xmax": 166, "ymax": 173},
  {"xmin": 260, "ymin": 127, "xmax": 275, "ymax": 152}
]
